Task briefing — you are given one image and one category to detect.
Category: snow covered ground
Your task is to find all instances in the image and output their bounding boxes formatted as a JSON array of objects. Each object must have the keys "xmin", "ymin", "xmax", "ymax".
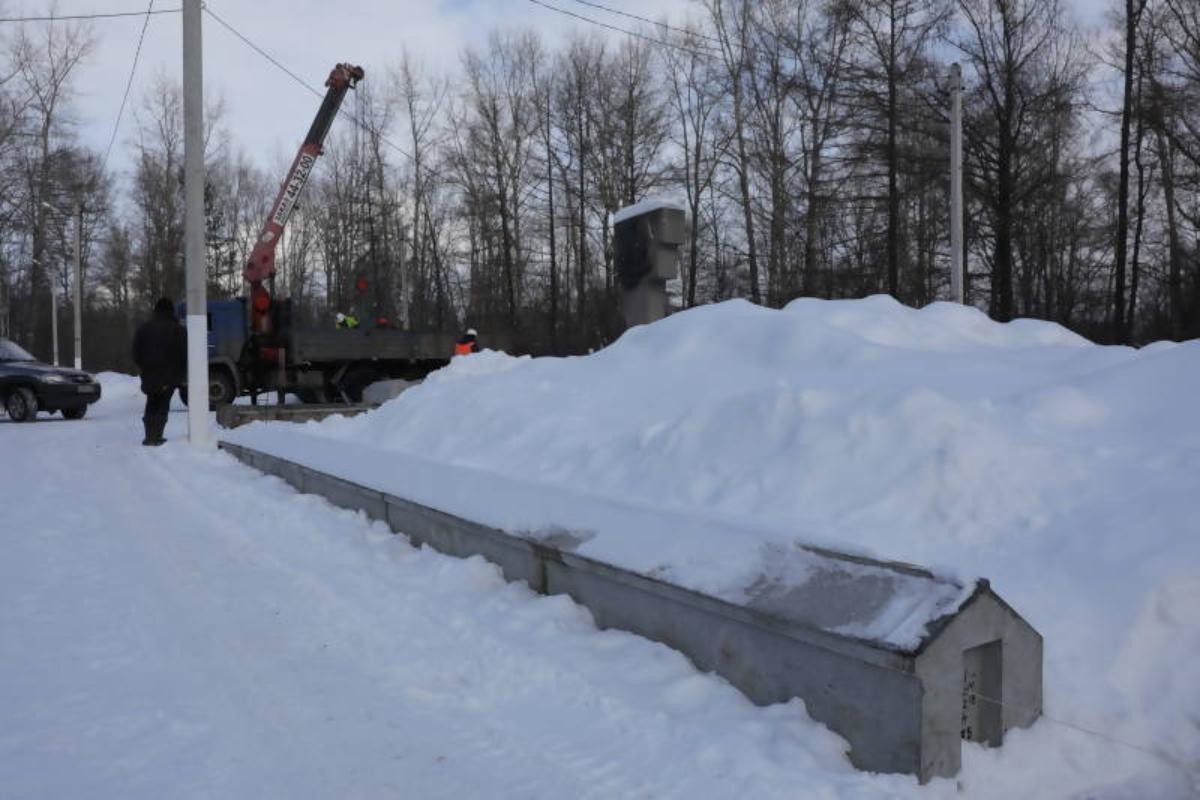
[
  {"xmin": 2, "ymin": 373, "xmax": 927, "ymax": 799},
  {"xmin": 222, "ymin": 296, "xmax": 1200, "ymax": 798},
  {"xmin": 3, "ymin": 297, "xmax": 1197, "ymax": 798}
]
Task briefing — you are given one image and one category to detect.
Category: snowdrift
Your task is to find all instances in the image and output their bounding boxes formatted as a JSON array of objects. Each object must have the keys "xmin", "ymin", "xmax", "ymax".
[{"xmin": 227, "ymin": 296, "xmax": 1200, "ymax": 796}]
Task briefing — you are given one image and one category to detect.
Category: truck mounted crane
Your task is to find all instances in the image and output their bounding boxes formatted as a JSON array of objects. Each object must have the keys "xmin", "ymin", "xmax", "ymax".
[
  {"xmin": 181, "ymin": 62, "xmax": 488, "ymax": 410},
  {"xmin": 244, "ymin": 62, "xmax": 364, "ymax": 345}
]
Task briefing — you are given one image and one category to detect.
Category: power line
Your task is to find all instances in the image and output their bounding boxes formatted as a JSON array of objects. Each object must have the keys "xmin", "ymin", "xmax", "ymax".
[
  {"xmin": 202, "ymin": 5, "xmax": 424, "ymax": 167},
  {"xmin": 529, "ymin": 0, "xmax": 834, "ymax": 96},
  {"xmin": 527, "ymin": 0, "xmax": 715, "ymax": 62},
  {"xmin": 0, "ymin": 7, "xmax": 179, "ymax": 24},
  {"xmin": 568, "ymin": 0, "xmax": 723, "ymax": 49},
  {"xmin": 202, "ymin": 4, "xmax": 561, "ymax": 206},
  {"xmin": 102, "ymin": 0, "xmax": 156, "ymax": 172}
]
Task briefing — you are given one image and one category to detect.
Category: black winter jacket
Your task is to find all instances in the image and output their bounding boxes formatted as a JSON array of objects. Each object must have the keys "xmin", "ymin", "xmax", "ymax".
[{"xmin": 132, "ymin": 309, "xmax": 187, "ymax": 393}]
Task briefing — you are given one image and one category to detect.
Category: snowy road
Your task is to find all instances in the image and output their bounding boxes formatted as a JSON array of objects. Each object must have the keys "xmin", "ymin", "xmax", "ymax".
[{"xmin": 0, "ymin": 378, "xmax": 919, "ymax": 799}]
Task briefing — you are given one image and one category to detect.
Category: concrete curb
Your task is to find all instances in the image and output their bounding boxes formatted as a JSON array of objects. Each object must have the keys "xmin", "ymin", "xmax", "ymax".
[{"xmin": 219, "ymin": 440, "xmax": 1041, "ymax": 781}]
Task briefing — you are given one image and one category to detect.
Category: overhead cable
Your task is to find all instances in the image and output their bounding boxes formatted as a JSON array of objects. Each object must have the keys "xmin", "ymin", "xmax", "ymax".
[
  {"xmin": 202, "ymin": 5, "xmax": 423, "ymax": 168},
  {"xmin": 0, "ymin": 7, "xmax": 179, "ymax": 24},
  {"xmin": 102, "ymin": 0, "xmax": 157, "ymax": 172},
  {"xmin": 568, "ymin": 0, "xmax": 723, "ymax": 48},
  {"xmin": 528, "ymin": 0, "xmax": 714, "ymax": 61}
]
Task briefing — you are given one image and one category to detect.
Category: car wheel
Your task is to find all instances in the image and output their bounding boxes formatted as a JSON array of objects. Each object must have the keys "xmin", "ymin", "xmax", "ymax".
[
  {"xmin": 4, "ymin": 387, "xmax": 38, "ymax": 422},
  {"xmin": 61, "ymin": 406, "xmax": 88, "ymax": 420}
]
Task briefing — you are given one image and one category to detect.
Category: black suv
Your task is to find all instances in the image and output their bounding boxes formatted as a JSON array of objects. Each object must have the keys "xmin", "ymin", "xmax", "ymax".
[{"xmin": 0, "ymin": 338, "xmax": 102, "ymax": 422}]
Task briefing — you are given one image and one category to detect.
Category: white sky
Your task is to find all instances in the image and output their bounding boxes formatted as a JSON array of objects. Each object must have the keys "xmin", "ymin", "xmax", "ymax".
[{"xmin": 16, "ymin": 0, "xmax": 1112, "ymax": 187}]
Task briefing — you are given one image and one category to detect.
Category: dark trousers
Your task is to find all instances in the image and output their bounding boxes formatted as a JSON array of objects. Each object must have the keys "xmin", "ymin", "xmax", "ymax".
[
  {"xmin": 143, "ymin": 389, "xmax": 171, "ymax": 421},
  {"xmin": 142, "ymin": 388, "xmax": 172, "ymax": 442}
]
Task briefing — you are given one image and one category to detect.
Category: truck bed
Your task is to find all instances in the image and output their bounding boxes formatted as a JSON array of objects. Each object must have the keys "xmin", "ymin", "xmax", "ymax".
[{"xmin": 287, "ymin": 328, "xmax": 455, "ymax": 364}]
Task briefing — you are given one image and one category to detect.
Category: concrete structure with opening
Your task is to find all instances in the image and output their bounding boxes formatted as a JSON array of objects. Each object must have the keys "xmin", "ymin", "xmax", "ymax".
[
  {"xmin": 219, "ymin": 440, "xmax": 1042, "ymax": 781},
  {"xmin": 613, "ymin": 199, "xmax": 686, "ymax": 327}
]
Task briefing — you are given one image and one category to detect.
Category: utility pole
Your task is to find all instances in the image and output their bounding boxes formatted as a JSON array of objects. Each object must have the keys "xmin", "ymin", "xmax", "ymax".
[
  {"xmin": 40, "ymin": 199, "xmax": 84, "ymax": 368},
  {"xmin": 183, "ymin": 0, "xmax": 209, "ymax": 446},
  {"xmin": 73, "ymin": 200, "xmax": 82, "ymax": 370},
  {"xmin": 50, "ymin": 271, "xmax": 58, "ymax": 366},
  {"xmin": 37, "ymin": 204, "xmax": 60, "ymax": 365},
  {"xmin": 950, "ymin": 63, "xmax": 964, "ymax": 304}
]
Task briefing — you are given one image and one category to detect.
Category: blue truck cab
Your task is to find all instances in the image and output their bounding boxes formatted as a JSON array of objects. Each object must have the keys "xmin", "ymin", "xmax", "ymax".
[{"xmin": 177, "ymin": 299, "xmax": 247, "ymax": 405}]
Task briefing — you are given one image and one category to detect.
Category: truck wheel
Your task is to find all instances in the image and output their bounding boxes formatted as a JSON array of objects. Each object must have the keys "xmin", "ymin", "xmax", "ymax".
[
  {"xmin": 61, "ymin": 406, "xmax": 88, "ymax": 420},
  {"xmin": 295, "ymin": 388, "xmax": 329, "ymax": 404},
  {"xmin": 4, "ymin": 387, "xmax": 38, "ymax": 422},
  {"xmin": 179, "ymin": 369, "xmax": 237, "ymax": 407},
  {"xmin": 341, "ymin": 366, "xmax": 379, "ymax": 403},
  {"xmin": 208, "ymin": 370, "xmax": 236, "ymax": 406}
]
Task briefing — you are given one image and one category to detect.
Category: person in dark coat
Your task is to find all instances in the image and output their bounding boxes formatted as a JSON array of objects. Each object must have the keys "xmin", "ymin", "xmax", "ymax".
[{"xmin": 132, "ymin": 297, "xmax": 186, "ymax": 446}]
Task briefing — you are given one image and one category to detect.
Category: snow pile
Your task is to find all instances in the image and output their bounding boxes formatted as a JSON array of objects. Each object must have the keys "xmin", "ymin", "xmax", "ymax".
[
  {"xmin": 227, "ymin": 296, "xmax": 1200, "ymax": 795},
  {"xmin": 611, "ymin": 196, "xmax": 687, "ymax": 225},
  {"xmin": 1, "ymin": 381, "xmax": 921, "ymax": 799}
]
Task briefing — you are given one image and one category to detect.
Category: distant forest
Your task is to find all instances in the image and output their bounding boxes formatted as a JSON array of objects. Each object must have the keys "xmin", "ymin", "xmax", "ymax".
[{"xmin": 1, "ymin": 0, "xmax": 1198, "ymax": 371}]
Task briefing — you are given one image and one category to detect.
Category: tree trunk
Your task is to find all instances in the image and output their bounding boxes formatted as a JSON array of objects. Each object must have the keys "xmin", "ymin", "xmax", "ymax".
[
  {"xmin": 1113, "ymin": 0, "xmax": 1144, "ymax": 343},
  {"xmin": 993, "ymin": 123, "xmax": 1015, "ymax": 322},
  {"xmin": 1128, "ymin": 74, "xmax": 1147, "ymax": 342},
  {"xmin": 1154, "ymin": 124, "xmax": 1183, "ymax": 339},
  {"xmin": 547, "ymin": 108, "xmax": 559, "ymax": 348},
  {"xmin": 886, "ymin": 14, "xmax": 900, "ymax": 299},
  {"xmin": 732, "ymin": 77, "xmax": 760, "ymax": 304}
]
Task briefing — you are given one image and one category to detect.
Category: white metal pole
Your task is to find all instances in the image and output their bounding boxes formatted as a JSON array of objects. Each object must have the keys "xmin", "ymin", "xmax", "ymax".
[
  {"xmin": 50, "ymin": 275, "xmax": 59, "ymax": 366},
  {"xmin": 183, "ymin": 0, "xmax": 209, "ymax": 446},
  {"xmin": 950, "ymin": 63, "xmax": 964, "ymax": 305},
  {"xmin": 73, "ymin": 200, "xmax": 82, "ymax": 370}
]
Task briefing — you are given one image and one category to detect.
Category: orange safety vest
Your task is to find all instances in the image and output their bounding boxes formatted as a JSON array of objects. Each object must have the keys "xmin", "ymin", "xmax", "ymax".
[{"xmin": 454, "ymin": 341, "xmax": 474, "ymax": 356}]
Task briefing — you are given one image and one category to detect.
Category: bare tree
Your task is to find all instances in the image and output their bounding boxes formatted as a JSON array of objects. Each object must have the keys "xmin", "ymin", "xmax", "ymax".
[
  {"xmin": 460, "ymin": 31, "xmax": 542, "ymax": 331},
  {"xmin": 1112, "ymin": 0, "xmax": 1150, "ymax": 342},
  {"xmin": 846, "ymin": 0, "xmax": 952, "ymax": 299},
  {"xmin": 664, "ymin": 26, "xmax": 726, "ymax": 307},
  {"xmin": 955, "ymin": 0, "xmax": 1088, "ymax": 322},
  {"xmin": 12, "ymin": 18, "xmax": 94, "ymax": 359},
  {"xmin": 706, "ymin": 0, "xmax": 762, "ymax": 303}
]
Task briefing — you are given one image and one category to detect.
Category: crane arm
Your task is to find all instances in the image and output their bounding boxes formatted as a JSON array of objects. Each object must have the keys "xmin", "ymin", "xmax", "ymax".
[{"xmin": 244, "ymin": 63, "xmax": 363, "ymax": 286}]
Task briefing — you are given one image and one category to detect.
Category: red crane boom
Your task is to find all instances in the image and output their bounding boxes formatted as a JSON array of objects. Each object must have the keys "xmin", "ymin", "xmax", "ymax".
[{"xmin": 245, "ymin": 62, "xmax": 363, "ymax": 335}]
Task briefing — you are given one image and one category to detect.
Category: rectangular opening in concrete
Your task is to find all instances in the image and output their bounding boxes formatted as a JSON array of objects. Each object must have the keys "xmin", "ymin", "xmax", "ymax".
[{"xmin": 961, "ymin": 639, "xmax": 1003, "ymax": 747}]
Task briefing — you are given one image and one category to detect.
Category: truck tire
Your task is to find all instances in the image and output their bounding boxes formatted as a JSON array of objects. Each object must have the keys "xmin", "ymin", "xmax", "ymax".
[
  {"xmin": 295, "ymin": 388, "xmax": 329, "ymax": 404},
  {"xmin": 208, "ymin": 370, "xmax": 237, "ymax": 406},
  {"xmin": 180, "ymin": 368, "xmax": 237, "ymax": 407},
  {"xmin": 4, "ymin": 386, "xmax": 38, "ymax": 422},
  {"xmin": 341, "ymin": 366, "xmax": 379, "ymax": 404}
]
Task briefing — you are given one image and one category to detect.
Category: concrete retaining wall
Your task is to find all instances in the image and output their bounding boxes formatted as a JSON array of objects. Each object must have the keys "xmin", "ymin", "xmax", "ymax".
[
  {"xmin": 219, "ymin": 440, "xmax": 1041, "ymax": 781},
  {"xmin": 216, "ymin": 403, "xmax": 375, "ymax": 430}
]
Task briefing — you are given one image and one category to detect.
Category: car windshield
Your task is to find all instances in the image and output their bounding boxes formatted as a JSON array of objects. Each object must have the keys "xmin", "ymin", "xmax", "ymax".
[{"xmin": 0, "ymin": 339, "xmax": 36, "ymax": 362}]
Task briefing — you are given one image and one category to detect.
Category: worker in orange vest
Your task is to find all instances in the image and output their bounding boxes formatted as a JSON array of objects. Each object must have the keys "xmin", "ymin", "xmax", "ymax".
[{"xmin": 454, "ymin": 328, "xmax": 480, "ymax": 356}]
